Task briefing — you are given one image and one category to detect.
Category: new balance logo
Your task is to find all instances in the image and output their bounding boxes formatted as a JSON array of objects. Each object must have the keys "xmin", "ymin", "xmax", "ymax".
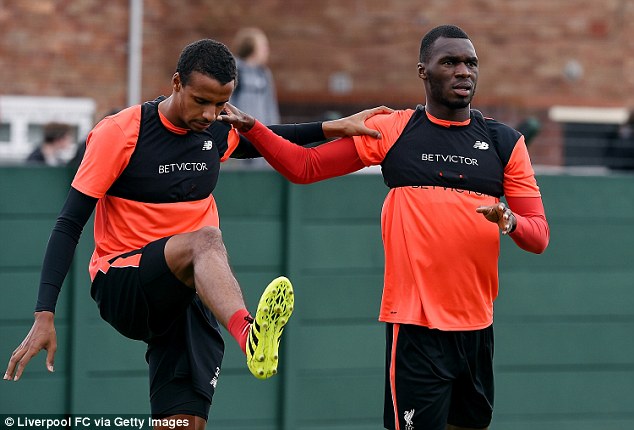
[
  {"xmin": 210, "ymin": 367, "xmax": 220, "ymax": 388},
  {"xmin": 202, "ymin": 140, "xmax": 214, "ymax": 150},
  {"xmin": 473, "ymin": 140, "xmax": 489, "ymax": 150}
]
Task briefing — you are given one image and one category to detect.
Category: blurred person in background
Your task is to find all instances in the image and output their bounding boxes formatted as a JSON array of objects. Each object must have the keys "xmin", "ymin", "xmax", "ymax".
[
  {"xmin": 68, "ymin": 108, "xmax": 123, "ymax": 171},
  {"xmin": 26, "ymin": 122, "xmax": 76, "ymax": 166},
  {"xmin": 231, "ymin": 27, "xmax": 280, "ymax": 126}
]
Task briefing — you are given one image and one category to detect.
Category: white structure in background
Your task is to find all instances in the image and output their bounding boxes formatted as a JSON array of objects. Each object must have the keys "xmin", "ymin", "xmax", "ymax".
[
  {"xmin": 549, "ymin": 106, "xmax": 630, "ymax": 125},
  {"xmin": 0, "ymin": 95, "xmax": 96, "ymax": 164}
]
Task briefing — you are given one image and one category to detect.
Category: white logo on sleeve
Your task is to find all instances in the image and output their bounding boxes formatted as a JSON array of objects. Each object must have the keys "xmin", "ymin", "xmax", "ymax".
[{"xmin": 210, "ymin": 367, "xmax": 221, "ymax": 388}]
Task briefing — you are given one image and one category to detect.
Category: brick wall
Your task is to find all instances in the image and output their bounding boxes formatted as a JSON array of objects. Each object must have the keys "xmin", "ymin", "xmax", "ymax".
[
  {"xmin": 0, "ymin": 1, "xmax": 129, "ymax": 118},
  {"xmin": 2, "ymin": 0, "xmax": 633, "ymax": 165}
]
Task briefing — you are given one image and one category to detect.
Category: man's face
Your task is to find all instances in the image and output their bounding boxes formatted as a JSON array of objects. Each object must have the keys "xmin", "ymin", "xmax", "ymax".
[
  {"xmin": 418, "ymin": 37, "xmax": 478, "ymax": 111},
  {"xmin": 173, "ymin": 71, "xmax": 235, "ymax": 131}
]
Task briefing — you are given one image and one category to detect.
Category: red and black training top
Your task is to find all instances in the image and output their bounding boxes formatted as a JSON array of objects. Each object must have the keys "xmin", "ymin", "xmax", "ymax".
[
  {"xmin": 241, "ymin": 106, "xmax": 549, "ymax": 331},
  {"xmin": 73, "ymin": 98, "xmax": 239, "ymax": 280},
  {"xmin": 35, "ymin": 97, "xmax": 326, "ymax": 312}
]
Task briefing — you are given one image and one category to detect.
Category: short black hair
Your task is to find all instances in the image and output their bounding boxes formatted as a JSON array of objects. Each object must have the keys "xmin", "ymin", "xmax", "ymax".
[
  {"xmin": 176, "ymin": 39, "xmax": 237, "ymax": 86},
  {"xmin": 419, "ymin": 25, "xmax": 470, "ymax": 63}
]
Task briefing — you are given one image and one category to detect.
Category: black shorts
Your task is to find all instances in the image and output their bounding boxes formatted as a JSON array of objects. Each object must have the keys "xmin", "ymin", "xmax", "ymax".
[
  {"xmin": 384, "ymin": 323, "xmax": 494, "ymax": 430},
  {"xmin": 90, "ymin": 237, "xmax": 225, "ymax": 420}
]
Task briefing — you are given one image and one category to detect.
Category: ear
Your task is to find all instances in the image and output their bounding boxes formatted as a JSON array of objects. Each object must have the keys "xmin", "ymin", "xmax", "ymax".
[
  {"xmin": 172, "ymin": 73, "xmax": 182, "ymax": 91},
  {"xmin": 417, "ymin": 63, "xmax": 427, "ymax": 80}
]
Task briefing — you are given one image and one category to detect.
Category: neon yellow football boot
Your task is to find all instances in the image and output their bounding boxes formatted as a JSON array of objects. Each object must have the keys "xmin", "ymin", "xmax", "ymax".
[{"xmin": 246, "ymin": 276, "xmax": 294, "ymax": 379}]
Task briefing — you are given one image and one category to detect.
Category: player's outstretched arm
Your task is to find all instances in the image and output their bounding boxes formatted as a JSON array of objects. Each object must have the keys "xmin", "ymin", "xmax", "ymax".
[
  {"xmin": 220, "ymin": 103, "xmax": 367, "ymax": 184},
  {"xmin": 4, "ymin": 311, "xmax": 57, "ymax": 381},
  {"xmin": 219, "ymin": 103, "xmax": 392, "ymax": 138},
  {"xmin": 322, "ymin": 105, "xmax": 393, "ymax": 139}
]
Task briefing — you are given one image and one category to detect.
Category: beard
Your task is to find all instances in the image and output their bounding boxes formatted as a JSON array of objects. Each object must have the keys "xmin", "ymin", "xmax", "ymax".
[
  {"xmin": 427, "ymin": 76, "xmax": 476, "ymax": 109},
  {"xmin": 444, "ymin": 97, "xmax": 473, "ymax": 110}
]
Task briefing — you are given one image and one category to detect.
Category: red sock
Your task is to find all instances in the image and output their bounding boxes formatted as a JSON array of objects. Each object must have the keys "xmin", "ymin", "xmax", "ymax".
[{"xmin": 228, "ymin": 308, "xmax": 252, "ymax": 355}]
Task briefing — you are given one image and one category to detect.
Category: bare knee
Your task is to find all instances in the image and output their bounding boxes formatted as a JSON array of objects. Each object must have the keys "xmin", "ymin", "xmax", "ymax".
[
  {"xmin": 186, "ymin": 227, "xmax": 232, "ymax": 277},
  {"xmin": 165, "ymin": 226, "xmax": 226, "ymax": 286},
  {"xmin": 173, "ymin": 226, "xmax": 225, "ymax": 256},
  {"xmin": 190, "ymin": 226, "xmax": 226, "ymax": 256}
]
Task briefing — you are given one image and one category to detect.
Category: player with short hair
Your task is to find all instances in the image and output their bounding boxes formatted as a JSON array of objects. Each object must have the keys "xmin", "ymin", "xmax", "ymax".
[
  {"xmin": 4, "ymin": 38, "xmax": 388, "ymax": 429},
  {"xmin": 221, "ymin": 25, "xmax": 550, "ymax": 430}
]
